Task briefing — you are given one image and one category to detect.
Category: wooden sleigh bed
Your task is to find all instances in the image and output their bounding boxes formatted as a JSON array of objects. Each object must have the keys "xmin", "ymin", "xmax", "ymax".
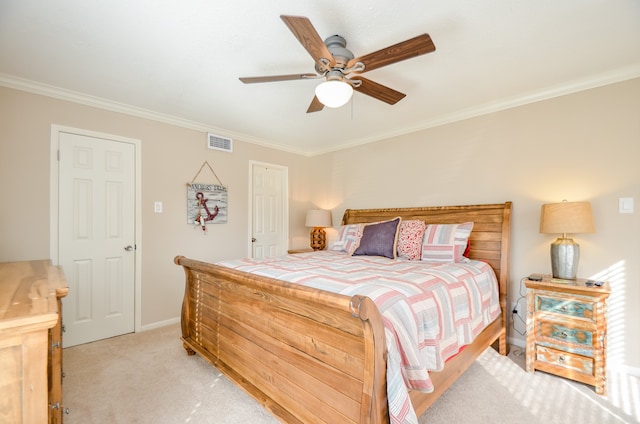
[{"xmin": 175, "ymin": 202, "xmax": 512, "ymax": 423}]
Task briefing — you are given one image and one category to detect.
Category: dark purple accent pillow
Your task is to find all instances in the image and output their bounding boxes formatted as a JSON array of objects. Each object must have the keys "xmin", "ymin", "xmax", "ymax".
[{"xmin": 352, "ymin": 217, "xmax": 401, "ymax": 259}]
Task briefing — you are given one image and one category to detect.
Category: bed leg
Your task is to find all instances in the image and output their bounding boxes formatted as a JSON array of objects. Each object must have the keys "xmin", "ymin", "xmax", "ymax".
[
  {"xmin": 498, "ymin": 332, "xmax": 509, "ymax": 356},
  {"xmin": 183, "ymin": 342, "xmax": 196, "ymax": 356}
]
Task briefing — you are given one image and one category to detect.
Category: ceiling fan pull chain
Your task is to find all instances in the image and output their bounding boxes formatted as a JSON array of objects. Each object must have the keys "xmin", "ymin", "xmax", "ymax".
[{"xmin": 350, "ymin": 96, "xmax": 354, "ymax": 121}]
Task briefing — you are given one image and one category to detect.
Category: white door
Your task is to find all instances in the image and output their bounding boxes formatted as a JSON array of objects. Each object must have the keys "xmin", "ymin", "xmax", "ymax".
[
  {"xmin": 250, "ymin": 162, "xmax": 288, "ymax": 258},
  {"xmin": 58, "ymin": 132, "xmax": 136, "ymax": 347}
]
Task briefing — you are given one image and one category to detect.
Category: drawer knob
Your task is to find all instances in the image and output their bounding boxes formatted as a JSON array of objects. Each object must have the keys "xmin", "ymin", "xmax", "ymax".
[
  {"xmin": 558, "ymin": 355, "xmax": 566, "ymax": 362},
  {"xmin": 560, "ymin": 331, "xmax": 568, "ymax": 338},
  {"xmin": 560, "ymin": 305, "xmax": 569, "ymax": 312},
  {"xmin": 51, "ymin": 402, "xmax": 70, "ymax": 414}
]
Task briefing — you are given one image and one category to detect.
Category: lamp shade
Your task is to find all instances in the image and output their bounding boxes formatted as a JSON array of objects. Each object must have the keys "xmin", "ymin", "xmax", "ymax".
[
  {"xmin": 540, "ymin": 201, "xmax": 595, "ymax": 235},
  {"xmin": 315, "ymin": 81, "xmax": 353, "ymax": 108},
  {"xmin": 305, "ymin": 209, "xmax": 332, "ymax": 228}
]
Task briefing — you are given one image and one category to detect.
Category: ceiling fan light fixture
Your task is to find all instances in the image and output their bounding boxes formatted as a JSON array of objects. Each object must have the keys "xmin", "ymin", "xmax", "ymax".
[{"xmin": 315, "ymin": 80, "xmax": 353, "ymax": 108}]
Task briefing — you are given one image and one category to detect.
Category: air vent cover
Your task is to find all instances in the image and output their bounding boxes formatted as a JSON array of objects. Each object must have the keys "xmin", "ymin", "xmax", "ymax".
[{"xmin": 207, "ymin": 133, "xmax": 233, "ymax": 152}]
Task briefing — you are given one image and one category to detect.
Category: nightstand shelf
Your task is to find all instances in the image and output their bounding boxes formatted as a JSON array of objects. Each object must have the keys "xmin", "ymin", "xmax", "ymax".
[
  {"xmin": 287, "ymin": 248, "xmax": 314, "ymax": 254},
  {"xmin": 525, "ymin": 275, "xmax": 610, "ymax": 394}
]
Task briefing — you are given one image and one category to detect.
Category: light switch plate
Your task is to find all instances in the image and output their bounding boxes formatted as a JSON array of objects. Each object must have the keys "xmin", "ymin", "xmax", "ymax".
[
  {"xmin": 154, "ymin": 201, "xmax": 163, "ymax": 213},
  {"xmin": 619, "ymin": 197, "xmax": 633, "ymax": 214}
]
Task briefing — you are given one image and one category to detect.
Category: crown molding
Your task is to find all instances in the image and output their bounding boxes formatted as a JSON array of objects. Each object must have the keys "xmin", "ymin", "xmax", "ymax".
[
  {"xmin": 307, "ymin": 64, "xmax": 640, "ymax": 156},
  {"xmin": 0, "ymin": 73, "xmax": 311, "ymax": 156},
  {"xmin": 3, "ymin": 65, "xmax": 639, "ymax": 158}
]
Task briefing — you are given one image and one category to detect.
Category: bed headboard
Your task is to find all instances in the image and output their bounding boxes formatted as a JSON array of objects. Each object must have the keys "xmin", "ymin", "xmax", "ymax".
[{"xmin": 341, "ymin": 202, "xmax": 512, "ymax": 315}]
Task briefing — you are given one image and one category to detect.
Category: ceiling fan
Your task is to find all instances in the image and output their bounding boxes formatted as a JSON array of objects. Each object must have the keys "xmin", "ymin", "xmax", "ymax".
[{"xmin": 239, "ymin": 15, "xmax": 436, "ymax": 113}]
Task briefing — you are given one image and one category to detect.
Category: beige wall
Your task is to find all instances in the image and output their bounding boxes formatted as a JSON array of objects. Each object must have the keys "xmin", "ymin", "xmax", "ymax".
[
  {"xmin": 2, "ymin": 77, "xmax": 638, "ymax": 370},
  {"xmin": 319, "ymin": 77, "xmax": 640, "ymax": 369},
  {"xmin": 0, "ymin": 86, "xmax": 315, "ymax": 327}
]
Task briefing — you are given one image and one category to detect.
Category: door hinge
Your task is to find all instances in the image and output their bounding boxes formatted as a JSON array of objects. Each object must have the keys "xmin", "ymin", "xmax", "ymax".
[{"xmin": 57, "ymin": 150, "xmax": 60, "ymax": 161}]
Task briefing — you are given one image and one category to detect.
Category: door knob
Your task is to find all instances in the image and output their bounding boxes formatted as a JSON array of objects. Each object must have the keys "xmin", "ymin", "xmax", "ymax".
[
  {"xmin": 124, "ymin": 245, "xmax": 133, "ymax": 251},
  {"xmin": 251, "ymin": 238, "xmax": 257, "ymax": 242}
]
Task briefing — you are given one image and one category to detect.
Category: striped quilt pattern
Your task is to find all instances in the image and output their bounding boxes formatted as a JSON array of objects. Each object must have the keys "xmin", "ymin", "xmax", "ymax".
[{"xmin": 217, "ymin": 251, "xmax": 501, "ymax": 424}]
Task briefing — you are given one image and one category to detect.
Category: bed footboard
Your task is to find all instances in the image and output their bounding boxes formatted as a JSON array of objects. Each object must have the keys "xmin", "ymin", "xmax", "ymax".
[{"xmin": 175, "ymin": 255, "xmax": 389, "ymax": 424}]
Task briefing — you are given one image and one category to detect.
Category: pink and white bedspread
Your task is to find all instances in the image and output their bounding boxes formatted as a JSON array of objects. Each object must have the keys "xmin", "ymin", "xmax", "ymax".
[{"xmin": 217, "ymin": 251, "xmax": 501, "ymax": 424}]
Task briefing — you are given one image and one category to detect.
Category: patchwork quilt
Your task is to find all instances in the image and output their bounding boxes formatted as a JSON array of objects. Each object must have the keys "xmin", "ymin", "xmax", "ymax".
[{"xmin": 217, "ymin": 251, "xmax": 501, "ymax": 424}]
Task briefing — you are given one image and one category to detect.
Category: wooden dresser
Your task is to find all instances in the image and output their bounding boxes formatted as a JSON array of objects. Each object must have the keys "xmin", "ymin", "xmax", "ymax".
[
  {"xmin": 525, "ymin": 275, "xmax": 610, "ymax": 394},
  {"xmin": 0, "ymin": 260, "xmax": 69, "ymax": 423}
]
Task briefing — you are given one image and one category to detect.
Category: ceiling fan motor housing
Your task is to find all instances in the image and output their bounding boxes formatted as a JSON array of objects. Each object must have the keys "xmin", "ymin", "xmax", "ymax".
[{"xmin": 318, "ymin": 34, "xmax": 354, "ymax": 70}]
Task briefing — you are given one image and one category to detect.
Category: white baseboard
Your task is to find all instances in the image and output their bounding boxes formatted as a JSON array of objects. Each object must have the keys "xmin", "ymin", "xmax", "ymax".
[
  {"xmin": 138, "ymin": 317, "xmax": 180, "ymax": 332},
  {"xmin": 508, "ymin": 335, "xmax": 526, "ymax": 349},
  {"xmin": 610, "ymin": 363, "xmax": 640, "ymax": 378}
]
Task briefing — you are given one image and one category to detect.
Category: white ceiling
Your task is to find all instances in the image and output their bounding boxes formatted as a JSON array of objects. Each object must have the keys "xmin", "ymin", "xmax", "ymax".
[{"xmin": 1, "ymin": 1, "xmax": 639, "ymax": 156}]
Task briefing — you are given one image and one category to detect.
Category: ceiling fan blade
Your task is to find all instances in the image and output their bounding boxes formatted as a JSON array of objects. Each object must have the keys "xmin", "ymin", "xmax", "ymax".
[
  {"xmin": 280, "ymin": 15, "xmax": 335, "ymax": 70},
  {"xmin": 306, "ymin": 95, "xmax": 325, "ymax": 113},
  {"xmin": 347, "ymin": 34, "xmax": 435, "ymax": 73},
  {"xmin": 352, "ymin": 76, "xmax": 406, "ymax": 105},
  {"xmin": 239, "ymin": 73, "xmax": 319, "ymax": 84}
]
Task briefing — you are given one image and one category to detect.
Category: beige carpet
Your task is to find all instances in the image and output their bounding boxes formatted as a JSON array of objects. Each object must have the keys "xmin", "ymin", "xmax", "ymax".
[{"xmin": 63, "ymin": 324, "xmax": 638, "ymax": 424}]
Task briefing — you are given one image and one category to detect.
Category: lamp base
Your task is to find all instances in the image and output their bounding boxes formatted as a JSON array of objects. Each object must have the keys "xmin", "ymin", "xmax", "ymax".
[
  {"xmin": 550, "ymin": 237, "xmax": 580, "ymax": 280},
  {"xmin": 310, "ymin": 227, "xmax": 326, "ymax": 251}
]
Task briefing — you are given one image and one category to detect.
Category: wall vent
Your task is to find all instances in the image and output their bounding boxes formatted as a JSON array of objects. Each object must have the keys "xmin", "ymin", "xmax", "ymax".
[{"xmin": 207, "ymin": 133, "xmax": 233, "ymax": 152}]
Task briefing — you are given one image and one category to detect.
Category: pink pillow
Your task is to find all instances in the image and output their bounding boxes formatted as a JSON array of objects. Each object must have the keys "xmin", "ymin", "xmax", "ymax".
[
  {"xmin": 421, "ymin": 222, "xmax": 474, "ymax": 263},
  {"xmin": 397, "ymin": 220, "xmax": 426, "ymax": 260}
]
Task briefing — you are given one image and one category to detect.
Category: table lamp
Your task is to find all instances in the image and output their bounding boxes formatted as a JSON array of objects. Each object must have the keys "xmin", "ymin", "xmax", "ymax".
[
  {"xmin": 539, "ymin": 201, "xmax": 595, "ymax": 279},
  {"xmin": 305, "ymin": 209, "xmax": 332, "ymax": 250}
]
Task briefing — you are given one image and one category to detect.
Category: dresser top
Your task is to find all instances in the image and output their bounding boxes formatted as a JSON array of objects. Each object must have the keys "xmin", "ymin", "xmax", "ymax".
[{"xmin": 0, "ymin": 260, "xmax": 68, "ymax": 332}]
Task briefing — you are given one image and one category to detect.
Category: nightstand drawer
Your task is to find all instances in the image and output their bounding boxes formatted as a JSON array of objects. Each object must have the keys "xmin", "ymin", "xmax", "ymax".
[
  {"xmin": 537, "ymin": 321, "xmax": 593, "ymax": 353},
  {"xmin": 535, "ymin": 294, "xmax": 594, "ymax": 321},
  {"xmin": 536, "ymin": 345, "xmax": 594, "ymax": 375}
]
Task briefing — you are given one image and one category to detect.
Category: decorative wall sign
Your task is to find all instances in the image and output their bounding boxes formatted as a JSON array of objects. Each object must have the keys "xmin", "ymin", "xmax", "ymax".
[
  {"xmin": 187, "ymin": 183, "xmax": 228, "ymax": 225},
  {"xmin": 187, "ymin": 161, "xmax": 228, "ymax": 231}
]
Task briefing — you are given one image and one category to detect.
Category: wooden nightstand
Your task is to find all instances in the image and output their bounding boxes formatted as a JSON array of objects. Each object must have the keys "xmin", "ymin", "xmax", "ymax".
[
  {"xmin": 287, "ymin": 248, "xmax": 314, "ymax": 254},
  {"xmin": 525, "ymin": 275, "xmax": 610, "ymax": 394}
]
